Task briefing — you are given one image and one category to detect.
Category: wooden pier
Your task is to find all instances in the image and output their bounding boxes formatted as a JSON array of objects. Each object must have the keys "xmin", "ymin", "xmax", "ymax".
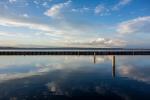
[{"xmin": 0, "ymin": 48, "xmax": 150, "ymax": 55}]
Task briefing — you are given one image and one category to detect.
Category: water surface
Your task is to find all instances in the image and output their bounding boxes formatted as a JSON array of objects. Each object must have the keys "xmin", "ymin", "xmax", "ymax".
[{"xmin": 0, "ymin": 56, "xmax": 149, "ymax": 100}]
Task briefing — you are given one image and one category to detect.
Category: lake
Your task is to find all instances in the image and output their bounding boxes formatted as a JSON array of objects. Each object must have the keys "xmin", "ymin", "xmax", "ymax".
[{"xmin": 0, "ymin": 55, "xmax": 149, "ymax": 100}]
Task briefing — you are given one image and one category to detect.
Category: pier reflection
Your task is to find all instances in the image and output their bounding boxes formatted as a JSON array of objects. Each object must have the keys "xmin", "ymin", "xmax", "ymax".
[{"xmin": 112, "ymin": 56, "xmax": 116, "ymax": 78}]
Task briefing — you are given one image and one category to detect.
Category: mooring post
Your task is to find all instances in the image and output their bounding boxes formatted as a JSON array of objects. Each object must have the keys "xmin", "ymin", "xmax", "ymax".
[
  {"xmin": 112, "ymin": 55, "xmax": 116, "ymax": 78},
  {"xmin": 94, "ymin": 52, "xmax": 96, "ymax": 64},
  {"xmin": 78, "ymin": 50, "xmax": 80, "ymax": 56}
]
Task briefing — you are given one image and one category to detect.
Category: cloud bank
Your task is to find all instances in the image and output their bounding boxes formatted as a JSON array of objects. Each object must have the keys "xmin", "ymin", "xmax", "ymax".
[{"xmin": 67, "ymin": 38, "xmax": 126, "ymax": 47}]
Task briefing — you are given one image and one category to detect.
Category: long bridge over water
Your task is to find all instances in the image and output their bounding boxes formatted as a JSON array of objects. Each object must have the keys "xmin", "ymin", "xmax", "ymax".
[{"xmin": 0, "ymin": 48, "xmax": 150, "ymax": 55}]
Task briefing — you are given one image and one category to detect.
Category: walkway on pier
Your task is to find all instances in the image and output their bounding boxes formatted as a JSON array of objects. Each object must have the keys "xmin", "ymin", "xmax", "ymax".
[{"xmin": 0, "ymin": 48, "xmax": 150, "ymax": 55}]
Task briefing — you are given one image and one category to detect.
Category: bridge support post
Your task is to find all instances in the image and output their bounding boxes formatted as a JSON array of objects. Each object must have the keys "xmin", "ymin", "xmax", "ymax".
[
  {"xmin": 112, "ymin": 55, "xmax": 116, "ymax": 78},
  {"xmin": 94, "ymin": 52, "xmax": 96, "ymax": 64},
  {"xmin": 78, "ymin": 51, "xmax": 80, "ymax": 56}
]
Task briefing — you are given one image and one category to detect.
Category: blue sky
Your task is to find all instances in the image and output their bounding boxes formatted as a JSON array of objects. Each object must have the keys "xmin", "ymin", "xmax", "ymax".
[{"xmin": 0, "ymin": 0, "xmax": 150, "ymax": 47}]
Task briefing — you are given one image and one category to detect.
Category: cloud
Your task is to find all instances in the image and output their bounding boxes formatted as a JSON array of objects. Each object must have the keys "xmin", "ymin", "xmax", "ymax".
[
  {"xmin": 0, "ymin": 31, "xmax": 30, "ymax": 38},
  {"xmin": 95, "ymin": 5, "xmax": 108, "ymax": 14},
  {"xmin": 9, "ymin": 0, "xmax": 17, "ymax": 3},
  {"xmin": 8, "ymin": 0, "xmax": 28, "ymax": 7},
  {"xmin": 0, "ymin": 17, "xmax": 64, "ymax": 35},
  {"xmin": 113, "ymin": 0, "xmax": 132, "ymax": 10},
  {"xmin": 117, "ymin": 16, "xmax": 150, "ymax": 34},
  {"xmin": 44, "ymin": 0, "xmax": 71, "ymax": 18},
  {"xmin": 22, "ymin": 13, "xmax": 29, "ymax": 18},
  {"xmin": 0, "ymin": 17, "xmax": 100, "ymax": 41},
  {"xmin": 94, "ymin": 0, "xmax": 132, "ymax": 15},
  {"xmin": 0, "ymin": 17, "xmax": 128, "ymax": 47},
  {"xmin": 67, "ymin": 38, "xmax": 126, "ymax": 47},
  {"xmin": 71, "ymin": 7, "xmax": 90, "ymax": 13},
  {"xmin": 33, "ymin": 0, "xmax": 39, "ymax": 5},
  {"xmin": 42, "ymin": 2, "xmax": 48, "ymax": 8}
]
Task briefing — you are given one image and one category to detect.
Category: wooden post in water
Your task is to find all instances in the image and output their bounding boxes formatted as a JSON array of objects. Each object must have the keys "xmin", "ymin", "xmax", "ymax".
[
  {"xmin": 94, "ymin": 52, "xmax": 96, "ymax": 64},
  {"xmin": 78, "ymin": 50, "xmax": 80, "ymax": 56},
  {"xmin": 112, "ymin": 55, "xmax": 116, "ymax": 78}
]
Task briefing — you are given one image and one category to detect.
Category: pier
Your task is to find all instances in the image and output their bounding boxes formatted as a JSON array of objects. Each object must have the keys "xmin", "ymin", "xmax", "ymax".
[{"xmin": 0, "ymin": 48, "xmax": 150, "ymax": 55}]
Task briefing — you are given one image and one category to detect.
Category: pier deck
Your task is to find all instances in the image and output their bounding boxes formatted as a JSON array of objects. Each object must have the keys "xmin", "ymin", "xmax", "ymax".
[{"xmin": 0, "ymin": 48, "xmax": 150, "ymax": 55}]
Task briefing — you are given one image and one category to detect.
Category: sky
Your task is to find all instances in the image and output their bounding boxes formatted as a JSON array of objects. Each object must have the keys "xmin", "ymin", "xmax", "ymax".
[{"xmin": 0, "ymin": 0, "xmax": 150, "ymax": 48}]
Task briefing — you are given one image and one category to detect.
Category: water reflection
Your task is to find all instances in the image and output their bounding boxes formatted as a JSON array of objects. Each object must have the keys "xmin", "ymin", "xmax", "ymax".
[
  {"xmin": 112, "ymin": 56, "xmax": 116, "ymax": 78},
  {"xmin": 93, "ymin": 55, "xmax": 116, "ymax": 78},
  {"xmin": 0, "ymin": 56, "xmax": 149, "ymax": 100},
  {"xmin": 117, "ymin": 56, "xmax": 150, "ymax": 84}
]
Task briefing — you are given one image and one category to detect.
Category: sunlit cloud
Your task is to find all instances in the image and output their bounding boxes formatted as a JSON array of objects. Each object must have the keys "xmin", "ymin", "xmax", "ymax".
[
  {"xmin": 0, "ymin": 40, "xmax": 18, "ymax": 47},
  {"xmin": 117, "ymin": 16, "xmax": 150, "ymax": 34},
  {"xmin": 66, "ymin": 38, "xmax": 126, "ymax": 47},
  {"xmin": 0, "ymin": 17, "xmax": 64, "ymax": 35},
  {"xmin": 0, "ymin": 31, "xmax": 30, "ymax": 38},
  {"xmin": 44, "ymin": 0, "xmax": 71, "ymax": 18}
]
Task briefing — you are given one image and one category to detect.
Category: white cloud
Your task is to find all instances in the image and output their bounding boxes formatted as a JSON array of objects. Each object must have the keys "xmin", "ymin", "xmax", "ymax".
[
  {"xmin": 0, "ymin": 17, "xmax": 113, "ymax": 47},
  {"xmin": 94, "ymin": 0, "xmax": 131, "ymax": 16},
  {"xmin": 42, "ymin": 2, "xmax": 48, "ymax": 8},
  {"xmin": 118, "ymin": 0, "xmax": 131, "ymax": 5},
  {"xmin": 71, "ymin": 7, "xmax": 90, "ymax": 13},
  {"xmin": 95, "ymin": 5, "xmax": 108, "ymax": 14},
  {"xmin": 113, "ymin": 0, "xmax": 132, "ymax": 10},
  {"xmin": 67, "ymin": 38, "xmax": 126, "ymax": 47},
  {"xmin": 33, "ymin": 0, "xmax": 39, "ymax": 5},
  {"xmin": 22, "ymin": 13, "xmax": 29, "ymax": 18},
  {"xmin": 117, "ymin": 16, "xmax": 150, "ymax": 34},
  {"xmin": 8, "ymin": 0, "xmax": 28, "ymax": 7},
  {"xmin": 44, "ymin": 0, "xmax": 71, "ymax": 18},
  {"xmin": 9, "ymin": 0, "xmax": 17, "ymax": 3},
  {"xmin": 0, "ymin": 17, "xmax": 64, "ymax": 35},
  {"xmin": 9, "ymin": 0, "xmax": 28, "ymax": 6},
  {"xmin": 0, "ymin": 31, "xmax": 30, "ymax": 38}
]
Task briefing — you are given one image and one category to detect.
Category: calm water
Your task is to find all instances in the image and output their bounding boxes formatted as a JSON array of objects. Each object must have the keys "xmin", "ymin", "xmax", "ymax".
[{"xmin": 0, "ymin": 56, "xmax": 149, "ymax": 100}]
